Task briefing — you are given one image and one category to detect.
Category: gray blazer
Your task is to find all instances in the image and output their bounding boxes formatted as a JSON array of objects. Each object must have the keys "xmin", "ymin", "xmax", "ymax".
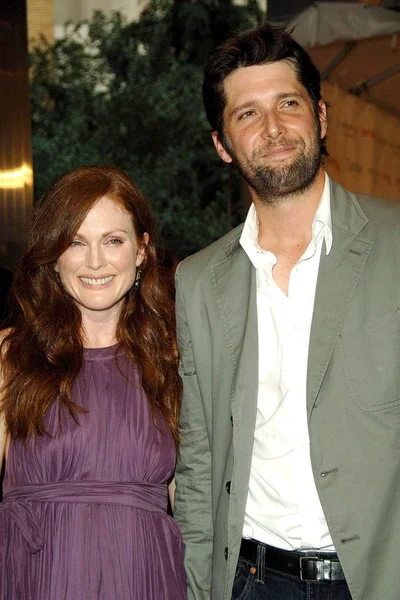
[{"xmin": 174, "ymin": 179, "xmax": 400, "ymax": 600}]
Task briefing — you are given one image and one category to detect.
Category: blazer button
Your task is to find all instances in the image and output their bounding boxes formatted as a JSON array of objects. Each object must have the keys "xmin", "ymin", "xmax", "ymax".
[
  {"xmin": 230, "ymin": 416, "xmax": 233, "ymax": 426},
  {"xmin": 224, "ymin": 547, "xmax": 228, "ymax": 561},
  {"xmin": 226, "ymin": 481, "xmax": 231, "ymax": 494}
]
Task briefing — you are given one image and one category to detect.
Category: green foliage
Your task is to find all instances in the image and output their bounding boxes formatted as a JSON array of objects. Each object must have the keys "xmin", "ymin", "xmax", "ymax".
[{"xmin": 29, "ymin": 0, "xmax": 263, "ymax": 257}]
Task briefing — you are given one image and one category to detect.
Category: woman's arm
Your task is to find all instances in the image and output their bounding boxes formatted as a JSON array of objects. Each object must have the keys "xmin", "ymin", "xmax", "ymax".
[
  {"xmin": 168, "ymin": 478, "xmax": 176, "ymax": 510},
  {"xmin": 0, "ymin": 412, "xmax": 6, "ymax": 470}
]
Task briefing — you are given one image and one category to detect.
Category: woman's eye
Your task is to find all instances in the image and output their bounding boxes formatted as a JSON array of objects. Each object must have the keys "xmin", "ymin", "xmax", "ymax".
[
  {"xmin": 70, "ymin": 240, "xmax": 84, "ymax": 247},
  {"xmin": 108, "ymin": 238, "xmax": 123, "ymax": 246}
]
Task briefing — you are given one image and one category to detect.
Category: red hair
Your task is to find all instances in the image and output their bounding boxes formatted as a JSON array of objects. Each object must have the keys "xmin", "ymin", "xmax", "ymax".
[{"xmin": 0, "ymin": 166, "xmax": 181, "ymax": 447}]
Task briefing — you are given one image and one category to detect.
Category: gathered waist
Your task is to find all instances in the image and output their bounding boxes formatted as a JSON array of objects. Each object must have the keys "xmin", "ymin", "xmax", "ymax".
[
  {"xmin": 3, "ymin": 480, "xmax": 168, "ymax": 510},
  {"xmin": 1, "ymin": 480, "xmax": 168, "ymax": 553}
]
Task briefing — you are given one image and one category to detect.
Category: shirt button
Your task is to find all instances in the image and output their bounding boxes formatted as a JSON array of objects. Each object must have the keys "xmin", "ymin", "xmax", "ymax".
[{"xmin": 293, "ymin": 323, "xmax": 300, "ymax": 332}]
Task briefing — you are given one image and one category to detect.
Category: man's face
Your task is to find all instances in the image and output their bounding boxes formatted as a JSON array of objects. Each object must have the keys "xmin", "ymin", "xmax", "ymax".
[{"xmin": 212, "ymin": 60, "xmax": 327, "ymax": 204}]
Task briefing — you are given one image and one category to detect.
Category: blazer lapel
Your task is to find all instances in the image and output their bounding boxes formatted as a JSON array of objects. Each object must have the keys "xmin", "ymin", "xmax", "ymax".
[
  {"xmin": 210, "ymin": 238, "xmax": 259, "ymax": 456},
  {"xmin": 307, "ymin": 181, "xmax": 374, "ymax": 416}
]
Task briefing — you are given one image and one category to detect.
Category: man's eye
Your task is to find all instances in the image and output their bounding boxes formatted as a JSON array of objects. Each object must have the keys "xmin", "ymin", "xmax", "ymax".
[
  {"xmin": 239, "ymin": 110, "xmax": 255, "ymax": 120},
  {"xmin": 283, "ymin": 100, "xmax": 298, "ymax": 108}
]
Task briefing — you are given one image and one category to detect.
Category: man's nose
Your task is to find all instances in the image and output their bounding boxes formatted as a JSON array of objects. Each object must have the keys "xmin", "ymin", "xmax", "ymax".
[{"xmin": 260, "ymin": 111, "xmax": 286, "ymax": 140}]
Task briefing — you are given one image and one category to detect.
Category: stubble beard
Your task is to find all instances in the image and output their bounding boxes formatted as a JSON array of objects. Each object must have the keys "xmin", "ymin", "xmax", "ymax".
[{"xmin": 226, "ymin": 126, "xmax": 323, "ymax": 206}]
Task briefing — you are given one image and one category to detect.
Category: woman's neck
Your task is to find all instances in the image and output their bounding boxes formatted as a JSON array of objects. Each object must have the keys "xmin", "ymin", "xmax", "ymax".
[{"xmin": 80, "ymin": 309, "xmax": 120, "ymax": 348}]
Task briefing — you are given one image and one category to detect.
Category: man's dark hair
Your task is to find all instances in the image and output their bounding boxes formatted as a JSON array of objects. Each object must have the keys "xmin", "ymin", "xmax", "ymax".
[{"xmin": 203, "ymin": 23, "xmax": 327, "ymax": 155}]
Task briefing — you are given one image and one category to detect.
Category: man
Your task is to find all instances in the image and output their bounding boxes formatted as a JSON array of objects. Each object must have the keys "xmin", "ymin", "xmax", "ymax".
[{"xmin": 173, "ymin": 23, "xmax": 400, "ymax": 600}]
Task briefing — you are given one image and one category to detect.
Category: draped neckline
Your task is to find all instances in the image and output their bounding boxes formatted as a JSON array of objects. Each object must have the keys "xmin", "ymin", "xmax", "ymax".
[{"xmin": 83, "ymin": 343, "xmax": 122, "ymax": 361}]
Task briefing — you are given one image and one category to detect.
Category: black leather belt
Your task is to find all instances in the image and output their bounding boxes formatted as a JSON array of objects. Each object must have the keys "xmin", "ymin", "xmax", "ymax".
[{"xmin": 240, "ymin": 539, "xmax": 346, "ymax": 582}]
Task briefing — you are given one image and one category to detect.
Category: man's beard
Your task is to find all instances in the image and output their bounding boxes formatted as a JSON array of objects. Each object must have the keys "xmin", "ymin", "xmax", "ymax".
[{"xmin": 227, "ymin": 126, "xmax": 323, "ymax": 205}]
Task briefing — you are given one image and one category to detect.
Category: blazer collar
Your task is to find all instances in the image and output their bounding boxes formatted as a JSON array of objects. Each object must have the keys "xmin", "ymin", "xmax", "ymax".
[
  {"xmin": 329, "ymin": 179, "xmax": 369, "ymax": 236},
  {"xmin": 307, "ymin": 180, "xmax": 373, "ymax": 416},
  {"xmin": 210, "ymin": 231, "xmax": 256, "ymax": 375}
]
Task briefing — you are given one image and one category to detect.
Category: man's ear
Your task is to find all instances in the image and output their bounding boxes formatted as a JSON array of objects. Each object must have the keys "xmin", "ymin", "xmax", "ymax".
[
  {"xmin": 318, "ymin": 100, "xmax": 327, "ymax": 139},
  {"xmin": 211, "ymin": 131, "xmax": 233, "ymax": 164}
]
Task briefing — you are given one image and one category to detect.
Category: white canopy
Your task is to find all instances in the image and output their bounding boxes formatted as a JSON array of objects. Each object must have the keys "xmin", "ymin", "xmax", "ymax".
[{"xmin": 287, "ymin": 2, "xmax": 400, "ymax": 48}]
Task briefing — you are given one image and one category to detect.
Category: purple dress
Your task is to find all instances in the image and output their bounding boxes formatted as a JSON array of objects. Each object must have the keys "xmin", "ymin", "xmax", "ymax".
[{"xmin": 0, "ymin": 345, "xmax": 186, "ymax": 599}]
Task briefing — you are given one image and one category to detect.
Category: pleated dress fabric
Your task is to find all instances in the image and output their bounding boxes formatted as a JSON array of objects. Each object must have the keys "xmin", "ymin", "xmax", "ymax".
[{"xmin": 0, "ymin": 345, "xmax": 186, "ymax": 599}]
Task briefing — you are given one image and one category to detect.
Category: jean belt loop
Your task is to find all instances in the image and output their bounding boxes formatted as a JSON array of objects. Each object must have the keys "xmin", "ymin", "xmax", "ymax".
[{"xmin": 255, "ymin": 542, "xmax": 266, "ymax": 584}]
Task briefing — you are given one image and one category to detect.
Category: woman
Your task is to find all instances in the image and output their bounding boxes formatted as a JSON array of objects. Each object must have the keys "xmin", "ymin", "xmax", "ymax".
[{"xmin": 0, "ymin": 166, "xmax": 186, "ymax": 599}]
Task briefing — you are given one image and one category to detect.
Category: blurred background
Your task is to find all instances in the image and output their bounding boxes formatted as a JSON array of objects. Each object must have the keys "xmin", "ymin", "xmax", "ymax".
[{"xmin": 0, "ymin": 0, "xmax": 399, "ymax": 294}]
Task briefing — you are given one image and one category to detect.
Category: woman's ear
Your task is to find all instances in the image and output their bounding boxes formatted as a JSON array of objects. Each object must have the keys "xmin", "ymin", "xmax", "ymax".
[{"xmin": 136, "ymin": 232, "xmax": 149, "ymax": 267}]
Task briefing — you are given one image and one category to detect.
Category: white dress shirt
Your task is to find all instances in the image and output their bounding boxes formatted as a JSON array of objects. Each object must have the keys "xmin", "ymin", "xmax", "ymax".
[{"xmin": 240, "ymin": 173, "xmax": 335, "ymax": 551}]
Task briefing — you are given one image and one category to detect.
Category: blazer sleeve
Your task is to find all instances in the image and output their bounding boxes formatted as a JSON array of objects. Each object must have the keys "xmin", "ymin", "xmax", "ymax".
[{"xmin": 173, "ymin": 266, "xmax": 213, "ymax": 600}]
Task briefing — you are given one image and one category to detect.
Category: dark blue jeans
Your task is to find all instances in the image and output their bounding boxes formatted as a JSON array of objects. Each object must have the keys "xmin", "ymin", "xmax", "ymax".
[{"xmin": 232, "ymin": 556, "xmax": 353, "ymax": 600}]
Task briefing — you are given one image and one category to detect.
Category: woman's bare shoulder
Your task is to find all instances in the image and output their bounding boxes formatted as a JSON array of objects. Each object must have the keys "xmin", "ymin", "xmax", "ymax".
[
  {"xmin": 0, "ymin": 326, "xmax": 13, "ymax": 337},
  {"xmin": 0, "ymin": 327, "xmax": 13, "ymax": 398},
  {"xmin": 0, "ymin": 327, "xmax": 13, "ymax": 351}
]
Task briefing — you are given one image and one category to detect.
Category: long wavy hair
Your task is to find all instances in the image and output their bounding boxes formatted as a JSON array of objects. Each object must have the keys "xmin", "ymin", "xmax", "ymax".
[{"xmin": 0, "ymin": 166, "xmax": 181, "ymax": 447}]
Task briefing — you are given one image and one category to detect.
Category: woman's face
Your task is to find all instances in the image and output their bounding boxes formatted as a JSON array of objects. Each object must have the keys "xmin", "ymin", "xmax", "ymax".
[{"xmin": 56, "ymin": 195, "xmax": 146, "ymax": 323}]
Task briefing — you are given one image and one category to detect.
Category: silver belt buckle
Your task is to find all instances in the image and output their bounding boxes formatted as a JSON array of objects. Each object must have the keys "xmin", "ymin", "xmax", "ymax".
[{"xmin": 300, "ymin": 556, "xmax": 319, "ymax": 581}]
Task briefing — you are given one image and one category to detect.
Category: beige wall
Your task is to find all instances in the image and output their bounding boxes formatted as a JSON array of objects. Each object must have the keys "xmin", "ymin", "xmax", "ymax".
[
  {"xmin": 54, "ymin": 0, "xmax": 144, "ymax": 27},
  {"xmin": 27, "ymin": 0, "xmax": 54, "ymax": 45},
  {"xmin": 323, "ymin": 80, "xmax": 400, "ymax": 200}
]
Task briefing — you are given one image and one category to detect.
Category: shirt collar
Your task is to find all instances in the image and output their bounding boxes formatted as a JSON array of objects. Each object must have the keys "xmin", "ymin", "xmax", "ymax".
[{"xmin": 240, "ymin": 172, "xmax": 333, "ymax": 270}]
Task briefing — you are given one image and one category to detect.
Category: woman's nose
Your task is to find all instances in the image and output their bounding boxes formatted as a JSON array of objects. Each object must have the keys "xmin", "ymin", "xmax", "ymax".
[{"xmin": 85, "ymin": 245, "xmax": 106, "ymax": 270}]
